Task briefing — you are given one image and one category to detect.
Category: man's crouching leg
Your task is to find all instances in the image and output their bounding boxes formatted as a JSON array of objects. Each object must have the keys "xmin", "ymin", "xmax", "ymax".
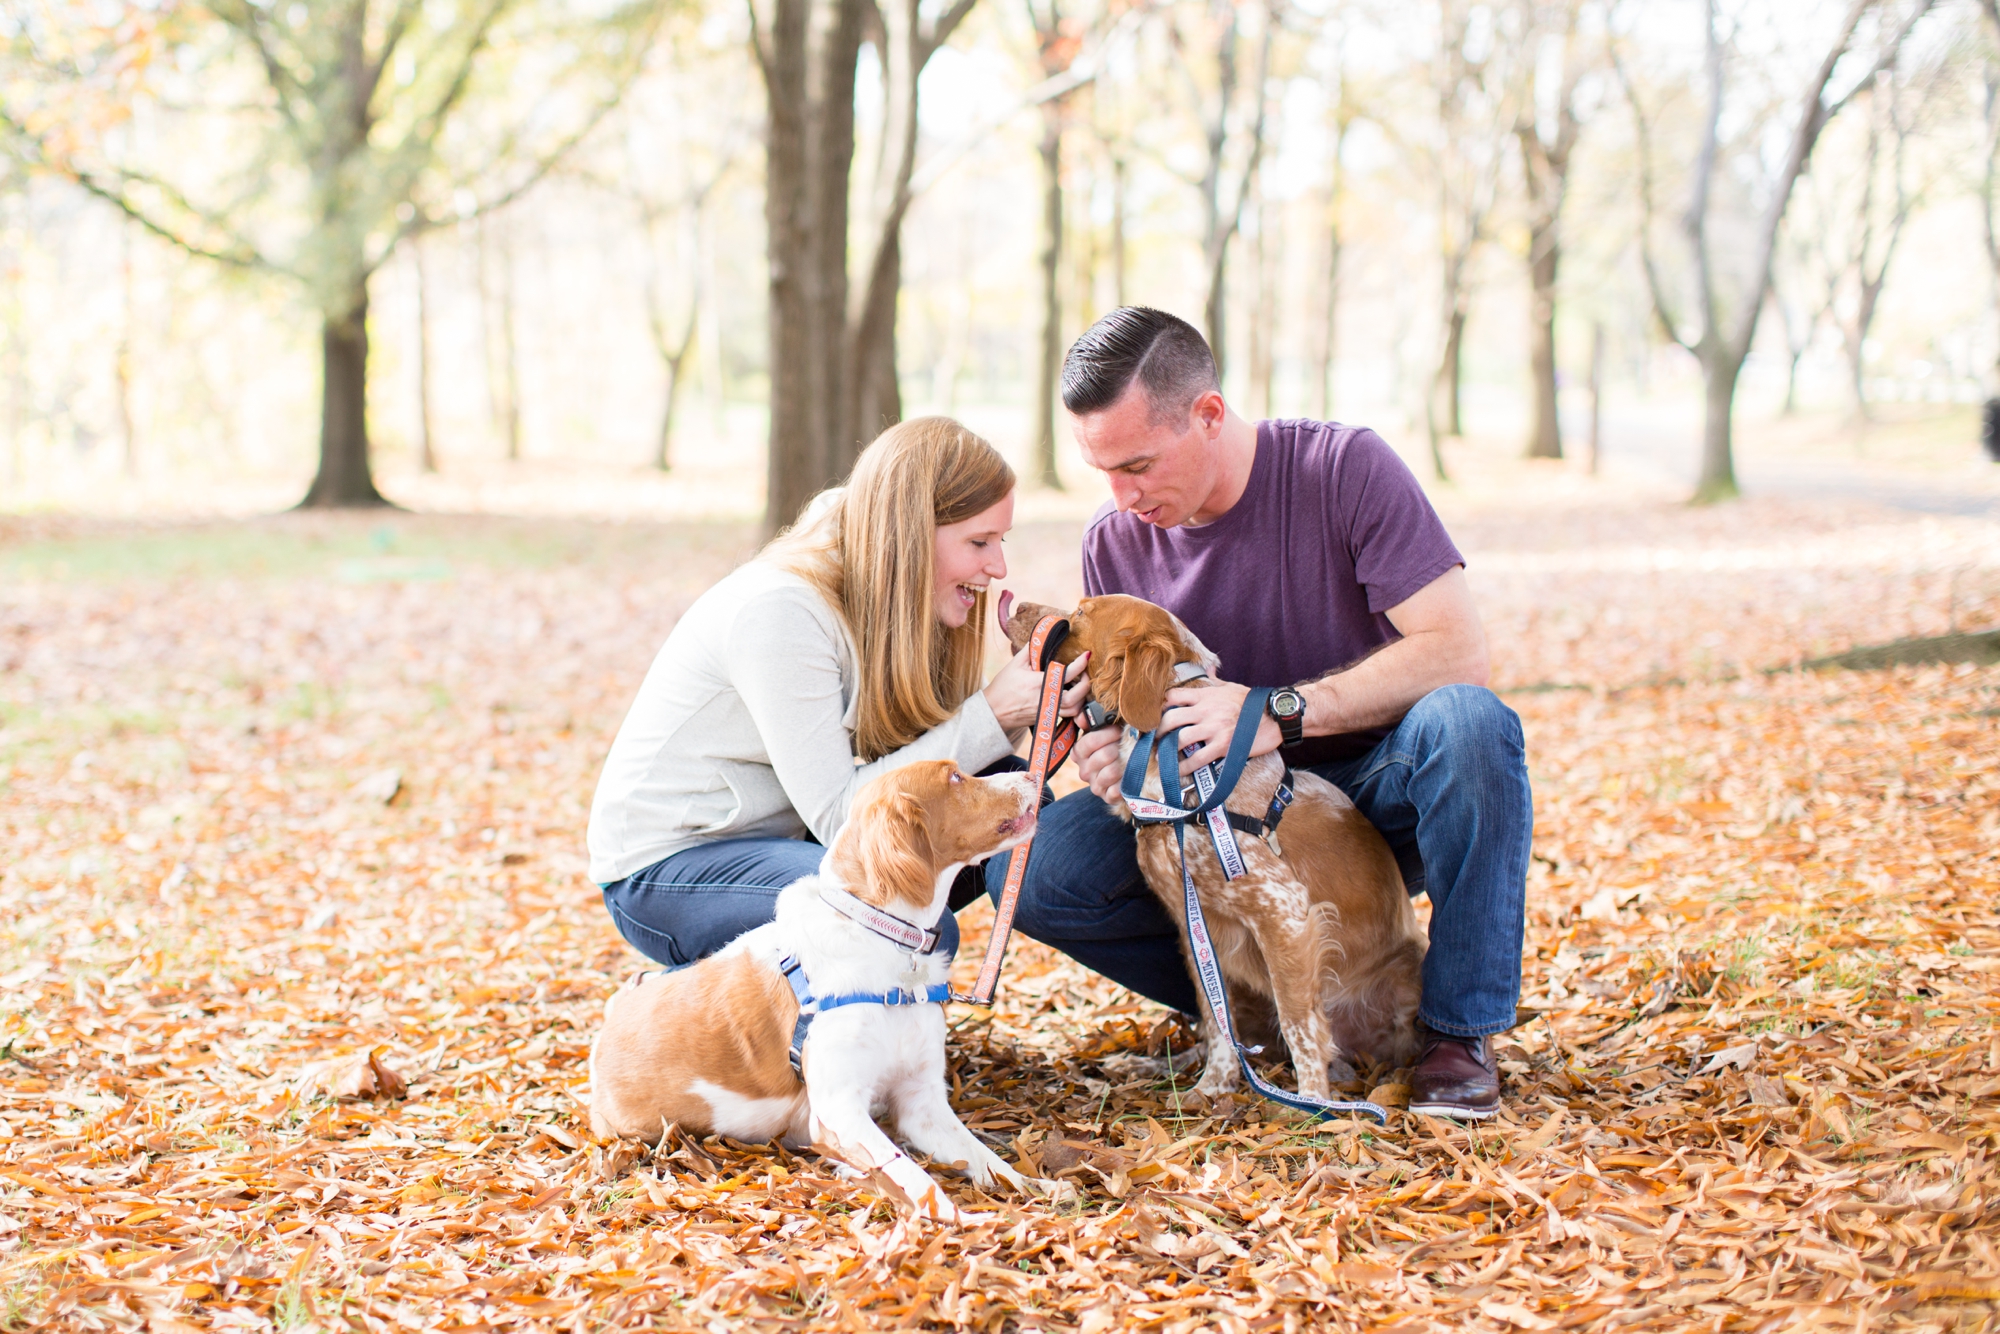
[
  {"xmin": 983, "ymin": 788, "xmax": 1201, "ymax": 1016},
  {"xmin": 1315, "ymin": 683, "xmax": 1533, "ymax": 1120}
]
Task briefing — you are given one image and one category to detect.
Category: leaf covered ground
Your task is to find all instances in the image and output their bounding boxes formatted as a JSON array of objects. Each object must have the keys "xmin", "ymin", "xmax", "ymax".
[{"xmin": 2, "ymin": 490, "xmax": 1997, "ymax": 1333}]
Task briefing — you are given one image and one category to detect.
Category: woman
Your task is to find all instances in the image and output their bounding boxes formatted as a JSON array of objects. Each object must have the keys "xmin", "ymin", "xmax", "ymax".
[{"xmin": 588, "ymin": 417, "xmax": 1088, "ymax": 967}]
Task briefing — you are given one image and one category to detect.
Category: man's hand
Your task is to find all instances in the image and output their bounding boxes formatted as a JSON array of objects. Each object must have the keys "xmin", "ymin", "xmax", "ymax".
[
  {"xmin": 1075, "ymin": 724, "xmax": 1126, "ymax": 802},
  {"xmin": 1159, "ymin": 682, "xmax": 1280, "ymax": 772}
]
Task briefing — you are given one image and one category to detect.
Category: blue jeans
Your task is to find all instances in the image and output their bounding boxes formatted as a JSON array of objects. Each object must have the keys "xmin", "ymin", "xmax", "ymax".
[
  {"xmin": 985, "ymin": 684, "xmax": 1532, "ymax": 1038},
  {"xmin": 599, "ymin": 758, "xmax": 1038, "ymax": 967}
]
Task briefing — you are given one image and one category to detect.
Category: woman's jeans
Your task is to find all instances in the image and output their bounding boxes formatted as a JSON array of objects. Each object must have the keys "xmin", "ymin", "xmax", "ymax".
[
  {"xmin": 599, "ymin": 757, "xmax": 1032, "ymax": 968},
  {"xmin": 981, "ymin": 684, "xmax": 1533, "ymax": 1039}
]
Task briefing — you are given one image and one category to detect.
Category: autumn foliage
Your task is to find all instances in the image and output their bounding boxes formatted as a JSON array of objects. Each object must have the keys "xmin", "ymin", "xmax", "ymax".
[{"xmin": 1, "ymin": 493, "xmax": 1996, "ymax": 1331}]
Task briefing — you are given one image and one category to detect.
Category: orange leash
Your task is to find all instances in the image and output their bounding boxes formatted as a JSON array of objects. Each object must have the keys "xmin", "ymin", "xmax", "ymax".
[{"xmin": 958, "ymin": 614, "xmax": 1076, "ymax": 1006}]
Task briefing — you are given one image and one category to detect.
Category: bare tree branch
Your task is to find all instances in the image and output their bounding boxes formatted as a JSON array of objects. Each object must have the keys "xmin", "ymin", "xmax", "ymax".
[
  {"xmin": 908, "ymin": 0, "xmax": 1149, "ymax": 196},
  {"xmin": 1609, "ymin": 34, "xmax": 1692, "ymax": 352},
  {"xmin": 746, "ymin": 0, "xmax": 779, "ymax": 89},
  {"xmin": 403, "ymin": 0, "xmax": 516, "ymax": 160},
  {"xmin": 1728, "ymin": 0, "xmax": 1935, "ymax": 359},
  {"xmin": 207, "ymin": 1, "xmax": 308, "ymax": 135},
  {"xmin": 918, "ymin": 0, "xmax": 982, "ymax": 63},
  {"xmin": 362, "ymin": 0, "xmax": 428, "ymax": 111}
]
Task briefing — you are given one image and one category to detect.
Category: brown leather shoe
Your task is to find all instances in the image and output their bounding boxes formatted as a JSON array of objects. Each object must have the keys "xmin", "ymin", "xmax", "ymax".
[{"xmin": 1409, "ymin": 1032, "xmax": 1500, "ymax": 1120}]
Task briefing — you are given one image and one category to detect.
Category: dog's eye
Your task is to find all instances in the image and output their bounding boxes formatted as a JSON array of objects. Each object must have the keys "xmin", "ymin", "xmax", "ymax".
[{"xmin": 948, "ymin": 771, "xmax": 963, "ymax": 785}]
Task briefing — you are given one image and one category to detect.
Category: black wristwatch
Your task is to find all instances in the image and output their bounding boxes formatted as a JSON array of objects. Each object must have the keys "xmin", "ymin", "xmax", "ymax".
[{"xmin": 1265, "ymin": 687, "xmax": 1307, "ymax": 747}]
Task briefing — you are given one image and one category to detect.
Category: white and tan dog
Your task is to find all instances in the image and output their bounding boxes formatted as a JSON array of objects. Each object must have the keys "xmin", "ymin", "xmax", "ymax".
[{"xmin": 588, "ymin": 760, "xmax": 1061, "ymax": 1222}]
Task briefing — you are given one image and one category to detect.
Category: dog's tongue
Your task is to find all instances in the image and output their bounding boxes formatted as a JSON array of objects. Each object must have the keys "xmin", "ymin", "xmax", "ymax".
[{"xmin": 996, "ymin": 589, "xmax": 1015, "ymax": 633}]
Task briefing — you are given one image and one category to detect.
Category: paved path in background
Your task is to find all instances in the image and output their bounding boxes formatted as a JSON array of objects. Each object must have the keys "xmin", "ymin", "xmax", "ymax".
[{"xmin": 1586, "ymin": 401, "xmax": 2000, "ymax": 517}]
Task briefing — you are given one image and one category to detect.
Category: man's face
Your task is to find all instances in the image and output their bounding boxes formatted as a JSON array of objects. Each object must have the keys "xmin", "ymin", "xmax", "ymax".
[{"xmin": 1071, "ymin": 383, "xmax": 1225, "ymax": 528}]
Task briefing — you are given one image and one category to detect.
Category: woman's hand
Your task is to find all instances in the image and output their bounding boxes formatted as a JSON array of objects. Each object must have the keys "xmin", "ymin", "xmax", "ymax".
[{"xmin": 983, "ymin": 649, "xmax": 1090, "ymax": 733}]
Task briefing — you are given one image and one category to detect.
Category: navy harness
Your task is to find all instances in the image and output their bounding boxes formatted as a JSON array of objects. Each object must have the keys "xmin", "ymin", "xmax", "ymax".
[
  {"xmin": 1120, "ymin": 671, "xmax": 1388, "ymax": 1125},
  {"xmin": 778, "ymin": 886, "xmax": 953, "ymax": 1078}
]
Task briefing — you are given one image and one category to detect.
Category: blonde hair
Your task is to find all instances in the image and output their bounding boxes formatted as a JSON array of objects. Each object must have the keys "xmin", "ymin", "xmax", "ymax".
[{"xmin": 765, "ymin": 418, "xmax": 1015, "ymax": 762}]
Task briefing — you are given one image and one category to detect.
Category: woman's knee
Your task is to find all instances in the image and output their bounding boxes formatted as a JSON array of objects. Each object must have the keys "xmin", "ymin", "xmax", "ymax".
[{"xmin": 602, "ymin": 886, "xmax": 691, "ymax": 967}]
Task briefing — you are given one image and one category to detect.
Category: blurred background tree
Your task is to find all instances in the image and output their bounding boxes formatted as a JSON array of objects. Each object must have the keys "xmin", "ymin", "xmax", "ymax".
[
  {"xmin": 1, "ymin": 0, "xmax": 662, "ymax": 506},
  {"xmin": 0, "ymin": 0, "xmax": 1992, "ymax": 520}
]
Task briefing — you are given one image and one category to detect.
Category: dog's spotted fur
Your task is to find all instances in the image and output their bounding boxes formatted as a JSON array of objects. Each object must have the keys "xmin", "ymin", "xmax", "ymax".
[{"xmin": 1008, "ymin": 595, "xmax": 1426, "ymax": 1100}]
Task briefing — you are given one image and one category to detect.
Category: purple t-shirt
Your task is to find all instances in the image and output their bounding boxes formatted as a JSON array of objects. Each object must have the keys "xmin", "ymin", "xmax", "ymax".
[{"xmin": 1081, "ymin": 419, "xmax": 1464, "ymax": 763}]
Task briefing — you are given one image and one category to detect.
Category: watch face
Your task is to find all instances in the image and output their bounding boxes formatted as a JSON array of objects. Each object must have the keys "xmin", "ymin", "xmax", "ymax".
[{"xmin": 1271, "ymin": 689, "xmax": 1305, "ymax": 719}]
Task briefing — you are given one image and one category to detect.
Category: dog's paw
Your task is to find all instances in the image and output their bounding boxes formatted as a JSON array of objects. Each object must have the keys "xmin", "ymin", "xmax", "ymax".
[
  {"xmin": 1326, "ymin": 1053, "xmax": 1360, "ymax": 1086},
  {"xmin": 1191, "ymin": 1067, "xmax": 1240, "ymax": 1100}
]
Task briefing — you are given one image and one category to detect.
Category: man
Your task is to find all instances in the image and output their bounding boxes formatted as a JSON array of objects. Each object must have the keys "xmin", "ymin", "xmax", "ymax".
[{"xmin": 985, "ymin": 306, "xmax": 1531, "ymax": 1119}]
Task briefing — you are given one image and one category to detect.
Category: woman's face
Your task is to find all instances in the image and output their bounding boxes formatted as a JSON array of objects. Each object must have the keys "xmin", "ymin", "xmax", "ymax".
[{"xmin": 932, "ymin": 491, "xmax": 1015, "ymax": 629}]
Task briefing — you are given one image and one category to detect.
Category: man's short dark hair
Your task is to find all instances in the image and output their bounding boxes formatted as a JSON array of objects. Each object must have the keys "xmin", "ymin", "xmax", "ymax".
[{"xmin": 1061, "ymin": 307, "xmax": 1219, "ymax": 422}]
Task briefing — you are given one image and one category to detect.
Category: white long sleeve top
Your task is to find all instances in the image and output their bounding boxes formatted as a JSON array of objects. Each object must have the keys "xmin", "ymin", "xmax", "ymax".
[{"xmin": 586, "ymin": 560, "xmax": 1015, "ymax": 885}]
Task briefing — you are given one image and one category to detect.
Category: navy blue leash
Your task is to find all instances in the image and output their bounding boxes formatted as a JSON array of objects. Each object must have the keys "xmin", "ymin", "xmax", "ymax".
[{"xmin": 1122, "ymin": 685, "xmax": 1388, "ymax": 1126}]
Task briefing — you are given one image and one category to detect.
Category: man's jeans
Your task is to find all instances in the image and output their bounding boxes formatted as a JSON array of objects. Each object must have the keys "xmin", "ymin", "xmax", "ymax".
[{"xmin": 983, "ymin": 683, "xmax": 1532, "ymax": 1038}]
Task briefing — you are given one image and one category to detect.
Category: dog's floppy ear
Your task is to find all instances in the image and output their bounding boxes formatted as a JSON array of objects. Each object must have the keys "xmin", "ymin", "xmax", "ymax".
[
  {"xmin": 840, "ymin": 785, "xmax": 937, "ymax": 911},
  {"xmin": 1110, "ymin": 628, "xmax": 1182, "ymax": 733}
]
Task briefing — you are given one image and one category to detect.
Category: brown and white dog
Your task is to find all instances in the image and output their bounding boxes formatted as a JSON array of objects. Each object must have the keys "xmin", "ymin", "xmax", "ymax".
[
  {"xmin": 1006, "ymin": 595, "xmax": 1427, "ymax": 1102},
  {"xmin": 588, "ymin": 761, "xmax": 1063, "ymax": 1222}
]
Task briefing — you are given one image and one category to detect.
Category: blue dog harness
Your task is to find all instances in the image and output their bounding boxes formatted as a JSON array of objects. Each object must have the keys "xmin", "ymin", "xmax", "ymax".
[
  {"xmin": 778, "ymin": 884, "xmax": 953, "ymax": 1078},
  {"xmin": 1121, "ymin": 673, "xmax": 1388, "ymax": 1126}
]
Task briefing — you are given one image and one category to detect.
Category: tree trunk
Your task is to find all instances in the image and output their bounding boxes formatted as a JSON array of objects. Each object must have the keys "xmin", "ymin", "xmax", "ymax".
[
  {"xmin": 1316, "ymin": 129, "xmax": 1346, "ymax": 420},
  {"xmin": 1204, "ymin": 253, "xmax": 1229, "ymax": 384},
  {"xmin": 762, "ymin": 0, "xmax": 816, "ymax": 531},
  {"xmin": 1441, "ymin": 304, "xmax": 1465, "ymax": 438},
  {"xmin": 814, "ymin": 0, "xmax": 867, "ymax": 482},
  {"xmin": 1524, "ymin": 218, "xmax": 1561, "ymax": 459},
  {"xmin": 1514, "ymin": 3, "xmax": 1580, "ymax": 460},
  {"xmin": 300, "ymin": 288, "xmax": 388, "ymax": 507},
  {"xmin": 760, "ymin": 0, "xmax": 865, "ymax": 535},
  {"xmin": 1110, "ymin": 153, "xmax": 1128, "ymax": 309},
  {"xmin": 656, "ymin": 355, "xmax": 689, "ymax": 471},
  {"xmin": 414, "ymin": 236, "xmax": 437, "ymax": 473},
  {"xmin": 656, "ymin": 311, "xmax": 698, "ymax": 471},
  {"xmin": 1986, "ymin": 63, "xmax": 2000, "ymax": 380},
  {"xmin": 850, "ymin": 227, "xmax": 902, "ymax": 448},
  {"xmin": 1192, "ymin": 2, "xmax": 1270, "ymax": 387},
  {"xmin": 498, "ymin": 221, "xmax": 522, "ymax": 461},
  {"xmin": 1587, "ymin": 319, "xmax": 1603, "ymax": 475},
  {"xmin": 1623, "ymin": 0, "xmax": 1927, "ymax": 506},
  {"xmin": 1032, "ymin": 103, "xmax": 1064, "ymax": 489},
  {"xmin": 3, "ymin": 253, "xmax": 20, "ymax": 487},
  {"xmin": 117, "ymin": 220, "xmax": 137, "ymax": 476},
  {"xmin": 1849, "ymin": 267, "xmax": 1895, "ymax": 421},
  {"xmin": 1424, "ymin": 302, "xmax": 1463, "ymax": 483},
  {"xmin": 1248, "ymin": 193, "xmax": 1276, "ymax": 419},
  {"xmin": 762, "ymin": 0, "xmax": 970, "ymax": 530},
  {"xmin": 1844, "ymin": 329, "xmax": 1867, "ymax": 420},
  {"xmin": 1694, "ymin": 349, "xmax": 1740, "ymax": 503}
]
